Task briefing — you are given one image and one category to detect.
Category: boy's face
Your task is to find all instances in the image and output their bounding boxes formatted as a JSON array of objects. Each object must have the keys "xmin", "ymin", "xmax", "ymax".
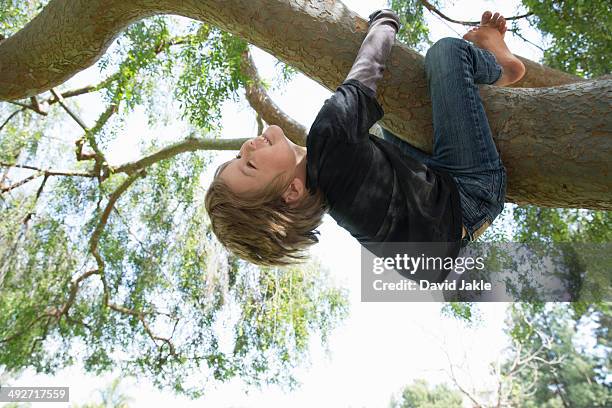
[{"xmin": 219, "ymin": 125, "xmax": 299, "ymax": 196}]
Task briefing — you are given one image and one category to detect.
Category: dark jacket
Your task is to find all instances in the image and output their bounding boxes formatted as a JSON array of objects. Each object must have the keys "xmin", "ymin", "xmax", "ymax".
[{"xmin": 305, "ymin": 10, "xmax": 463, "ymax": 282}]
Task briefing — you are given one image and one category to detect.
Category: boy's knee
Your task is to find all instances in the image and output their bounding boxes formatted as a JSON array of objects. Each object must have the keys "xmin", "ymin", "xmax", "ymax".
[
  {"xmin": 426, "ymin": 37, "xmax": 467, "ymax": 64},
  {"xmin": 425, "ymin": 37, "xmax": 468, "ymax": 79}
]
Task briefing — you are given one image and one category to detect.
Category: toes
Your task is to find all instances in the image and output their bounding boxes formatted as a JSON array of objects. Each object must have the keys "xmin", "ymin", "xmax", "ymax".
[
  {"xmin": 481, "ymin": 10, "xmax": 492, "ymax": 25},
  {"xmin": 491, "ymin": 12, "xmax": 500, "ymax": 25},
  {"xmin": 501, "ymin": 25, "xmax": 508, "ymax": 36},
  {"xmin": 498, "ymin": 16, "xmax": 506, "ymax": 32}
]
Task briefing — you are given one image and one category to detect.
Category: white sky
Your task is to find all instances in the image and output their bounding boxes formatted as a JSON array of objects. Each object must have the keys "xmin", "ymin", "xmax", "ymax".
[{"xmin": 4, "ymin": 1, "xmax": 546, "ymax": 407}]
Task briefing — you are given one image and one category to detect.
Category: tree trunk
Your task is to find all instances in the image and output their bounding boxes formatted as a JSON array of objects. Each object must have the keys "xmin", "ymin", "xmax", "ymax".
[{"xmin": 0, "ymin": 0, "xmax": 609, "ymax": 209}]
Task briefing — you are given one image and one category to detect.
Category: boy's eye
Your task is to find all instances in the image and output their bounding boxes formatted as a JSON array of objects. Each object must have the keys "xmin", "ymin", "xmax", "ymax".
[{"xmin": 236, "ymin": 154, "xmax": 255, "ymax": 169}]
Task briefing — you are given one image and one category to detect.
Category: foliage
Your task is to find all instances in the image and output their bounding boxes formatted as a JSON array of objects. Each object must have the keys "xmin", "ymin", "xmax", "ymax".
[
  {"xmin": 521, "ymin": 0, "xmax": 612, "ymax": 78},
  {"xmin": 389, "ymin": 379, "xmax": 463, "ymax": 408},
  {"xmin": 504, "ymin": 303, "xmax": 612, "ymax": 407},
  {"xmin": 0, "ymin": 3, "xmax": 348, "ymax": 398},
  {"xmin": 0, "ymin": 0, "xmax": 47, "ymax": 37},
  {"xmin": 388, "ymin": 0, "xmax": 434, "ymax": 53},
  {"xmin": 72, "ymin": 377, "xmax": 133, "ymax": 408},
  {"xmin": 175, "ymin": 24, "xmax": 250, "ymax": 131},
  {"xmin": 1, "ymin": 0, "xmax": 610, "ymax": 398},
  {"xmin": 440, "ymin": 302, "xmax": 478, "ymax": 324}
]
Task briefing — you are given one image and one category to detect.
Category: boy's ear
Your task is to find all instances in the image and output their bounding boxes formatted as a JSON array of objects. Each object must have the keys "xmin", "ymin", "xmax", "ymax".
[{"xmin": 282, "ymin": 177, "xmax": 305, "ymax": 207}]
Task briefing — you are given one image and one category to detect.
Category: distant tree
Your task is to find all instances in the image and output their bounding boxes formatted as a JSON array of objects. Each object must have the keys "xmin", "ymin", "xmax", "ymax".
[
  {"xmin": 389, "ymin": 379, "xmax": 463, "ymax": 408},
  {"xmin": 72, "ymin": 377, "xmax": 133, "ymax": 408},
  {"xmin": 504, "ymin": 303, "xmax": 612, "ymax": 408}
]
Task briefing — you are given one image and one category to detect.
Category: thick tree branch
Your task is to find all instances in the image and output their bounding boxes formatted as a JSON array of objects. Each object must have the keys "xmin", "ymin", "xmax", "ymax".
[
  {"xmin": 240, "ymin": 47, "xmax": 307, "ymax": 145},
  {"xmin": 0, "ymin": 0, "xmax": 580, "ymax": 102},
  {"xmin": 0, "ymin": 0, "xmax": 606, "ymax": 209}
]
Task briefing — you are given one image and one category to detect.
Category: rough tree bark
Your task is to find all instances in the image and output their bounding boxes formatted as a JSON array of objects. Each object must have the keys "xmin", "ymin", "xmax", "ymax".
[{"xmin": 0, "ymin": 0, "xmax": 610, "ymax": 209}]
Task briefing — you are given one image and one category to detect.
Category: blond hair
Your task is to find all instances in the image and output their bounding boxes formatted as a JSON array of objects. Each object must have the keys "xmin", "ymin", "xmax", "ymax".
[{"xmin": 204, "ymin": 159, "xmax": 329, "ymax": 266}]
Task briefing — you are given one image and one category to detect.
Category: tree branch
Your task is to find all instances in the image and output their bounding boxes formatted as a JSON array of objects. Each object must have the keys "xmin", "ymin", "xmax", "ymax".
[
  {"xmin": 0, "ymin": 162, "xmax": 96, "ymax": 177},
  {"xmin": 441, "ymin": 345, "xmax": 484, "ymax": 407},
  {"xmin": 0, "ymin": 162, "xmax": 97, "ymax": 193},
  {"xmin": 113, "ymin": 136, "xmax": 247, "ymax": 175},
  {"xmin": 22, "ymin": 174, "xmax": 49, "ymax": 225},
  {"xmin": 107, "ymin": 303, "xmax": 178, "ymax": 358},
  {"xmin": 1, "ymin": 269, "xmax": 98, "ymax": 345},
  {"xmin": 50, "ymin": 88, "xmax": 89, "ymax": 131},
  {"xmin": 0, "ymin": 313, "xmax": 54, "ymax": 344},
  {"xmin": 418, "ymin": 0, "xmax": 533, "ymax": 26},
  {"xmin": 240, "ymin": 47, "xmax": 307, "ymax": 145},
  {"xmin": 0, "ymin": 173, "xmax": 42, "ymax": 193},
  {"xmin": 89, "ymin": 171, "xmax": 145, "ymax": 277},
  {"xmin": 0, "ymin": 107, "xmax": 25, "ymax": 132}
]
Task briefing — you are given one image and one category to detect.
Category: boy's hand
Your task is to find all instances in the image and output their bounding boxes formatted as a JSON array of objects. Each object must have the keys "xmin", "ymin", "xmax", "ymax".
[{"xmin": 367, "ymin": 9, "xmax": 401, "ymax": 33}]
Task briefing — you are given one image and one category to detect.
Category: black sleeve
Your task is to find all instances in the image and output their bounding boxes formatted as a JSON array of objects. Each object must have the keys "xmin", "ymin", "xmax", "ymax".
[{"xmin": 308, "ymin": 79, "xmax": 384, "ymax": 145}]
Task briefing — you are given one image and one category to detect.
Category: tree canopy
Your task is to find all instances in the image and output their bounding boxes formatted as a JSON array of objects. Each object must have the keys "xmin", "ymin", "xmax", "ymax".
[{"xmin": 0, "ymin": 0, "xmax": 610, "ymax": 398}]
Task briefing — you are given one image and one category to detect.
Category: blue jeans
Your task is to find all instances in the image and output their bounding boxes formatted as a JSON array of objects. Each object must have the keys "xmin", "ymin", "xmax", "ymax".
[{"xmin": 381, "ymin": 37, "xmax": 507, "ymax": 241}]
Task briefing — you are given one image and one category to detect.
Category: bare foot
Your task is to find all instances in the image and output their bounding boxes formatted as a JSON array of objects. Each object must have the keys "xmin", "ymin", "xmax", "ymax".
[{"xmin": 462, "ymin": 11, "xmax": 526, "ymax": 86}]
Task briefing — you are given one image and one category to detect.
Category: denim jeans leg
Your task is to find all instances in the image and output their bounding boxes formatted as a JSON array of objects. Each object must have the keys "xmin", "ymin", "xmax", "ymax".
[
  {"xmin": 380, "ymin": 127, "xmax": 438, "ymax": 168},
  {"xmin": 424, "ymin": 37, "xmax": 506, "ymax": 238}
]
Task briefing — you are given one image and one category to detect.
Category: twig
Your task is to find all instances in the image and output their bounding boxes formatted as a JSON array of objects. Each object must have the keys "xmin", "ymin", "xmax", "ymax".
[
  {"xmin": 21, "ymin": 174, "xmax": 49, "ymax": 225},
  {"xmin": 0, "ymin": 173, "xmax": 42, "ymax": 193},
  {"xmin": 56, "ymin": 269, "xmax": 101, "ymax": 319},
  {"xmin": 0, "ymin": 107, "xmax": 26, "ymax": 132},
  {"xmin": 419, "ymin": 0, "xmax": 533, "ymax": 26},
  {"xmin": 0, "ymin": 269, "xmax": 99, "ymax": 345},
  {"xmin": 50, "ymin": 88, "xmax": 89, "ymax": 131},
  {"xmin": 508, "ymin": 28, "xmax": 545, "ymax": 51},
  {"xmin": 107, "ymin": 303, "xmax": 178, "ymax": 358},
  {"xmin": 89, "ymin": 170, "xmax": 146, "ymax": 299},
  {"xmin": 0, "ymin": 162, "xmax": 96, "ymax": 177}
]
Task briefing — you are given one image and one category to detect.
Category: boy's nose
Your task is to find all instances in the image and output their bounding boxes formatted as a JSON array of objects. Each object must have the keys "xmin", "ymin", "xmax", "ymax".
[{"xmin": 248, "ymin": 135, "xmax": 264, "ymax": 150}]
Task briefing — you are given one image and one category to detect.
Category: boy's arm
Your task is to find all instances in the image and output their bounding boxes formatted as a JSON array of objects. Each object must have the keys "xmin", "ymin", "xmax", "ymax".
[{"xmin": 345, "ymin": 9, "xmax": 401, "ymax": 95}]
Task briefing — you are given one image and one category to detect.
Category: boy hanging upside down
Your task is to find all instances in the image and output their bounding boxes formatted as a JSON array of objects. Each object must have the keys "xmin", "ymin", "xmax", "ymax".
[{"xmin": 205, "ymin": 9, "xmax": 525, "ymax": 282}]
